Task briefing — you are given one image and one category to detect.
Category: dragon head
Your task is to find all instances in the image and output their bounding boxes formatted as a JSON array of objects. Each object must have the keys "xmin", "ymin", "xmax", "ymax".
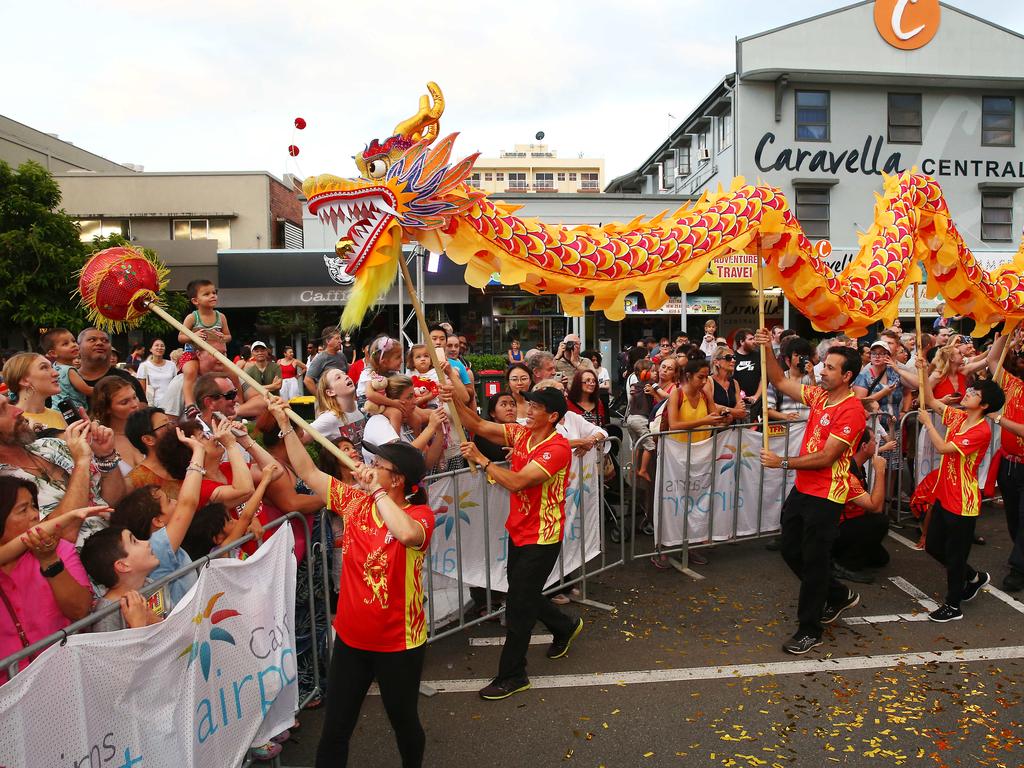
[{"xmin": 303, "ymin": 82, "xmax": 483, "ymax": 328}]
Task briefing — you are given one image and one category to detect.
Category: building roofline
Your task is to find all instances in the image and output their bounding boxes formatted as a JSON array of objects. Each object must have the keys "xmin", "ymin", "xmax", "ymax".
[
  {"xmin": 53, "ymin": 169, "xmax": 293, "ymax": 184},
  {"xmin": 1, "ymin": 113, "xmax": 133, "ymax": 171},
  {"xmin": 737, "ymin": 0, "xmax": 1024, "ymax": 44}
]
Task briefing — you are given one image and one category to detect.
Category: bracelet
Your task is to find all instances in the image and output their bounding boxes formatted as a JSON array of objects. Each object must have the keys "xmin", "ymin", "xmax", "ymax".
[
  {"xmin": 370, "ymin": 488, "xmax": 387, "ymax": 503},
  {"xmin": 186, "ymin": 463, "xmax": 207, "ymax": 475},
  {"xmin": 278, "ymin": 427, "xmax": 295, "ymax": 438},
  {"xmin": 482, "ymin": 460, "xmax": 491, "ymax": 471},
  {"xmin": 95, "ymin": 451, "xmax": 117, "ymax": 461},
  {"xmin": 95, "ymin": 452, "xmax": 121, "ymax": 473}
]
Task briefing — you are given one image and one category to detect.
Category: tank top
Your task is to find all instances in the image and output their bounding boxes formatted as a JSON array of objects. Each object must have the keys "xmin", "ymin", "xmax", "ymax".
[
  {"xmin": 191, "ymin": 309, "xmax": 224, "ymax": 332},
  {"xmin": 712, "ymin": 377, "xmax": 737, "ymax": 409},
  {"xmin": 510, "ymin": 350, "xmax": 523, "ymax": 362},
  {"xmin": 933, "ymin": 372, "xmax": 966, "ymax": 401},
  {"xmin": 280, "ymin": 363, "xmax": 297, "ymax": 379},
  {"xmin": 670, "ymin": 390, "xmax": 711, "ymax": 443}
]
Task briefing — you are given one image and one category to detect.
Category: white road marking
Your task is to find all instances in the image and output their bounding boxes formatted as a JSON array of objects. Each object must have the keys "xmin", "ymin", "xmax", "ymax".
[
  {"xmin": 889, "ymin": 576, "xmax": 940, "ymax": 612},
  {"xmin": 887, "ymin": 530, "xmax": 921, "ymax": 551},
  {"xmin": 982, "ymin": 584, "xmax": 1024, "ymax": 615},
  {"xmin": 844, "ymin": 612, "xmax": 930, "ymax": 625},
  {"xmin": 399, "ymin": 645, "xmax": 1024, "ymax": 695},
  {"xmin": 470, "ymin": 634, "xmax": 552, "ymax": 647}
]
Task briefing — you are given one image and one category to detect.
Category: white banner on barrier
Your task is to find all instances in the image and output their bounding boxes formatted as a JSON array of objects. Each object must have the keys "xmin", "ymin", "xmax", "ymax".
[
  {"xmin": 653, "ymin": 424, "xmax": 806, "ymax": 547},
  {"xmin": 0, "ymin": 525, "xmax": 297, "ymax": 768},
  {"xmin": 914, "ymin": 414, "xmax": 1000, "ymax": 487},
  {"xmin": 427, "ymin": 450, "xmax": 603, "ymax": 591}
]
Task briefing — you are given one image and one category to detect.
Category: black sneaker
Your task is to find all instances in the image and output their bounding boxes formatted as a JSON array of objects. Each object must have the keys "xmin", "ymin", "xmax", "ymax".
[
  {"xmin": 546, "ymin": 618, "xmax": 584, "ymax": 659},
  {"xmin": 961, "ymin": 571, "xmax": 990, "ymax": 603},
  {"xmin": 928, "ymin": 604, "xmax": 963, "ymax": 623},
  {"xmin": 782, "ymin": 634, "xmax": 823, "ymax": 655},
  {"xmin": 833, "ymin": 563, "xmax": 875, "ymax": 584},
  {"xmin": 479, "ymin": 677, "xmax": 531, "ymax": 700},
  {"xmin": 821, "ymin": 590, "xmax": 860, "ymax": 625},
  {"xmin": 1003, "ymin": 570, "xmax": 1024, "ymax": 592},
  {"xmin": 765, "ymin": 537, "xmax": 781, "ymax": 552}
]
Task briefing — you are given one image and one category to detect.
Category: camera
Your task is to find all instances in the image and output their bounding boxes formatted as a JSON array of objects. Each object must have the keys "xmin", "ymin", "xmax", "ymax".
[
  {"xmin": 798, "ymin": 356, "xmax": 811, "ymax": 370},
  {"xmin": 565, "ymin": 341, "xmax": 576, "ymax": 352}
]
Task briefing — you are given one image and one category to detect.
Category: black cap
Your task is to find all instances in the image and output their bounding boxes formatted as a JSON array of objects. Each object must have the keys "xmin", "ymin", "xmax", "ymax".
[
  {"xmin": 361, "ymin": 441, "xmax": 427, "ymax": 487},
  {"xmin": 522, "ymin": 388, "xmax": 568, "ymax": 420}
]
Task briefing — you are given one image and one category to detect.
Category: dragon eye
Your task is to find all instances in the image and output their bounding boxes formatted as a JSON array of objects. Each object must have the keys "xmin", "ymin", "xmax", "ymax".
[{"xmin": 367, "ymin": 159, "xmax": 388, "ymax": 179}]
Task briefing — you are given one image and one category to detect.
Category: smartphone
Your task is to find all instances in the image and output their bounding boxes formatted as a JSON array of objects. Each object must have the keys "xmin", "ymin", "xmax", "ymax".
[{"xmin": 57, "ymin": 399, "xmax": 82, "ymax": 426}]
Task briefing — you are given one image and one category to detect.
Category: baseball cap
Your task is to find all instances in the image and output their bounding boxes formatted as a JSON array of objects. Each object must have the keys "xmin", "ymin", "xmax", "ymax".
[
  {"xmin": 523, "ymin": 388, "xmax": 568, "ymax": 419},
  {"xmin": 251, "ymin": 341, "xmax": 268, "ymax": 350},
  {"xmin": 362, "ymin": 441, "xmax": 427, "ymax": 488},
  {"xmin": 869, "ymin": 341, "xmax": 889, "ymax": 351}
]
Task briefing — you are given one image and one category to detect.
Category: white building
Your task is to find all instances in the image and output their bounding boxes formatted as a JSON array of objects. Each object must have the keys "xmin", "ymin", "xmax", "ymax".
[{"xmin": 608, "ymin": 1, "xmax": 1024, "ymax": 329}]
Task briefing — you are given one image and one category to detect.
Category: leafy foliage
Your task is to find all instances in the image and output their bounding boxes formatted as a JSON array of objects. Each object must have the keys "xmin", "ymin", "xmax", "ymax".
[
  {"xmin": 0, "ymin": 160, "xmax": 89, "ymax": 344},
  {"xmin": 465, "ymin": 353, "xmax": 510, "ymax": 372}
]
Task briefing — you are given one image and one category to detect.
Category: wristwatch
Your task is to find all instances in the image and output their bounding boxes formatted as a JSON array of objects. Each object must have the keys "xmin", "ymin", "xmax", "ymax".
[
  {"xmin": 780, "ymin": 459, "xmax": 790, "ymax": 471},
  {"xmin": 40, "ymin": 559, "xmax": 65, "ymax": 578}
]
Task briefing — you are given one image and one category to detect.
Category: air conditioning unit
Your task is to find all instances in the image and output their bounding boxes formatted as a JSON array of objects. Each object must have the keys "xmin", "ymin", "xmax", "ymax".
[{"xmin": 698, "ymin": 148, "xmax": 712, "ymax": 162}]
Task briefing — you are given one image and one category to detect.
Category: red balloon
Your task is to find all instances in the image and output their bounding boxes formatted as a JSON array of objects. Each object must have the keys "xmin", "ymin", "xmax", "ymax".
[
  {"xmin": 288, "ymin": 145, "xmax": 300, "ymax": 157},
  {"xmin": 294, "ymin": 117, "xmax": 306, "ymax": 130}
]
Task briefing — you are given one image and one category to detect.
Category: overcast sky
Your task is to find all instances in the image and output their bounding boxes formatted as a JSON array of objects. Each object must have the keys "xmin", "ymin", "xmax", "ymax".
[{"xmin": 5, "ymin": 1, "xmax": 1022, "ymax": 182}]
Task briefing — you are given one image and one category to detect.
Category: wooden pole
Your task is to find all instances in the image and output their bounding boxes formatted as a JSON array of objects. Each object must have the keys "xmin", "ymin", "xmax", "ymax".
[
  {"xmin": 913, "ymin": 284, "xmax": 925, "ymax": 407},
  {"xmin": 756, "ymin": 246, "xmax": 769, "ymax": 452},
  {"xmin": 397, "ymin": 254, "xmax": 477, "ymax": 472},
  {"xmin": 145, "ymin": 303, "xmax": 359, "ymax": 471}
]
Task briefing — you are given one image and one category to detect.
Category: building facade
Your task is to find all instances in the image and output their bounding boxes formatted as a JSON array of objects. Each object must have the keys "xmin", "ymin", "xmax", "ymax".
[
  {"xmin": 608, "ymin": 1, "xmax": 1024, "ymax": 333},
  {"xmin": 467, "ymin": 144, "xmax": 604, "ymax": 195}
]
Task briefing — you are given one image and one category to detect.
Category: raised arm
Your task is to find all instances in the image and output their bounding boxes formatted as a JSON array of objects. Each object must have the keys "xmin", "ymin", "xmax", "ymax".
[
  {"xmin": 916, "ymin": 357, "xmax": 946, "ymax": 416},
  {"xmin": 206, "ymin": 423, "xmax": 256, "ymax": 506},
  {"xmin": 164, "ymin": 430, "xmax": 207, "ymax": 551},
  {"xmin": 266, "ymin": 396, "xmax": 333, "ymax": 500},
  {"xmin": 752, "ymin": 328, "xmax": 801, "ymax": 401},
  {"xmin": 849, "ymin": 456, "xmax": 887, "ymax": 514}
]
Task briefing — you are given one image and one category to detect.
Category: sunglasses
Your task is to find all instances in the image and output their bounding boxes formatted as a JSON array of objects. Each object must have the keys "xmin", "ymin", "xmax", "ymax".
[
  {"xmin": 217, "ymin": 390, "xmax": 238, "ymax": 401},
  {"xmin": 719, "ymin": 354, "xmax": 735, "ymax": 361}
]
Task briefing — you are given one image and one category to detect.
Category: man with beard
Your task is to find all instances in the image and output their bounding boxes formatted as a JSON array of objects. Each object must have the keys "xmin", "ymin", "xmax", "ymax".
[
  {"xmin": 76, "ymin": 328, "xmax": 146, "ymax": 402},
  {"xmin": 0, "ymin": 398, "xmax": 125, "ymax": 542}
]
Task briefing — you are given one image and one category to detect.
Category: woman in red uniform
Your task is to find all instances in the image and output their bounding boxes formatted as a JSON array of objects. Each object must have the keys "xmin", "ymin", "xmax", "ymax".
[{"xmin": 266, "ymin": 396, "xmax": 435, "ymax": 768}]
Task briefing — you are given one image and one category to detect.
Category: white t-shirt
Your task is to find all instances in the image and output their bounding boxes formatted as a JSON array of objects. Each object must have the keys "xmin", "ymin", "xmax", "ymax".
[
  {"xmin": 309, "ymin": 408, "xmax": 366, "ymax": 447},
  {"xmin": 558, "ymin": 410, "xmax": 610, "ymax": 454},
  {"xmin": 158, "ymin": 374, "xmax": 186, "ymax": 417},
  {"xmin": 596, "ymin": 366, "xmax": 611, "ymax": 390},
  {"xmin": 361, "ymin": 414, "xmax": 401, "ymax": 465},
  {"xmin": 137, "ymin": 359, "xmax": 176, "ymax": 404}
]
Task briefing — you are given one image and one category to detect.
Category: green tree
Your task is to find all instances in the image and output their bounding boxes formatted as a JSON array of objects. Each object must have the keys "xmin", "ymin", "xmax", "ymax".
[{"xmin": 0, "ymin": 160, "xmax": 89, "ymax": 346}]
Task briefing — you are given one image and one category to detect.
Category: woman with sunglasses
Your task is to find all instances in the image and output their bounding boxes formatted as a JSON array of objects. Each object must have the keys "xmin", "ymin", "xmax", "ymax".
[
  {"xmin": 707, "ymin": 347, "xmax": 747, "ymax": 424},
  {"xmin": 266, "ymin": 395, "xmax": 435, "ymax": 768}
]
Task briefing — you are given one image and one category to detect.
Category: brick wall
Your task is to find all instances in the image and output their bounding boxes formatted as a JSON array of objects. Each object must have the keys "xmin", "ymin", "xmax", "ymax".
[{"xmin": 268, "ymin": 177, "xmax": 303, "ymax": 248}]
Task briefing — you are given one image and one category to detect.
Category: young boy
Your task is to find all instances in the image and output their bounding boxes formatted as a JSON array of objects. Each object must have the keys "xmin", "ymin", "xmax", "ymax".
[
  {"xmin": 80, "ymin": 526, "xmax": 167, "ymax": 631},
  {"xmin": 107, "ymin": 424, "xmax": 208, "ymax": 607},
  {"xmin": 918, "ymin": 359, "xmax": 1004, "ymax": 622},
  {"xmin": 41, "ymin": 328, "xmax": 90, "ymax": 412},
  {"xmin": 177, "ymin": 279, "xmax": 232, "ymax": 413}
]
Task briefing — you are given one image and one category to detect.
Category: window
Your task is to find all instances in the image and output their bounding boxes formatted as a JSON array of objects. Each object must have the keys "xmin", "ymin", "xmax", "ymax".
[
  {"xmin": 795, "ymin": 90, "xmax": 830, "ymax": 141},
  {"xmin": 568, "ymin": 172, "xmax": 577, "ymax": 182},
  {"xmin": 496, "ymin": 172, "xmax": 504, "ymax": 181},
  {"xmin": 76, "ymin": 218, "xmax": 129, "ymax": 243},
  {"xmin": 557, "ymin": 172, "xmax": 566, "ymax": 182},
  {"xmin": 888, "ymin": 93, "xmax": 922, "ymax": 144},
  {"xmin": 661, "ymin": 155, "xmax": 676, "ymax": 189},
  {"xmin": 484, "ymin": 172, "xmax": 493, "ymax": 181},
  {"xmin": 171, "ymin": 218, "xmax": 231, "ymax": 249},
  {"xmin": 717, "ymin": 111, "xmax": 732, "ymax": 149},
  {"xmin": 794, "ymin": 187, "xmax": 830, "ymax": 239},
  {"xmin": 678, "ymin": 147, "xmax": 691, "ymax": 177},
  {"xmin": 467, "ymin": 173, "xmax": 481, "ymax": 187},
  {"xmin": 982, "ymin": 96, "xmax": 1014, "ymax": 146},
  {"xmin": 508, "ymin": 172, "xmax": 527, "ymax": 190},
  {"xmin": 981, "ymin": 191, "xmax": 1014, "ymax": 241},
  {"xmin": 534, "ymin": 172, "xmax": 554, "ymax": 190},
  {"xmin": 580, "ymin": 172, "xmax": 600, "ymax": 191}
]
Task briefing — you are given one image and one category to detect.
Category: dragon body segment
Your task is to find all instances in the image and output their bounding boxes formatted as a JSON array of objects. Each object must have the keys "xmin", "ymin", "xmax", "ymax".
[{"xmin": 304, "ymin": 82, "xmax": 1024, "ymax": 336}]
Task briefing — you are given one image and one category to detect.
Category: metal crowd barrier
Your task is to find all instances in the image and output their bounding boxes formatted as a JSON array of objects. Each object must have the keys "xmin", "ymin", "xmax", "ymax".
[
  {"xmin": 421, "ymin": 436, "xmax": 625, "ymax": 643},
  {"xmin": 0, "ymin": 509, "xmax": 333, "ymax": 768}
]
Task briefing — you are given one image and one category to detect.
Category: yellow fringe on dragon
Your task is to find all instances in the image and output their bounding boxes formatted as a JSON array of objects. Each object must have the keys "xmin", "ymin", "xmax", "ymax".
[{"xmin": 304, "ymin": 82, "xmax": 1024, "ymax": 337}]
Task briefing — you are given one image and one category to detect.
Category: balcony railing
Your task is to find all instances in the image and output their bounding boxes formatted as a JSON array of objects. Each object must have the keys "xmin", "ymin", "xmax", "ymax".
[
  {"xmin": 506, "ymin": 184, "xmax": 529, "ymax": 192},
  {"xmin": 533, "ymin": 184, "xmax": 556, "ymax": 192},
  {"xmin": 577, "ymin": 184, "xmax": 600, "ymax": 192}
]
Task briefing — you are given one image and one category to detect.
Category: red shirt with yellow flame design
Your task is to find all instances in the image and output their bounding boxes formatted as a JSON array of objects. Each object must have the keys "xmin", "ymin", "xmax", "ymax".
[
  {"xmin": 935, "ymin": 408, "xmax": 991, "ymax": 518},
  {"xmin": 327, "ymin": 478, "xmax": 435, "ymax": 651},
  {"xmin": 1000, "ymin": 372, "xmax": 1024, "ymax": 458},
  {"xmin": 794, "ymin": 386, "xmax": 866, "ymax": 504},
  {"xmin": 503, "ymin": 423, "xmax": 572, "ymax": 546}
]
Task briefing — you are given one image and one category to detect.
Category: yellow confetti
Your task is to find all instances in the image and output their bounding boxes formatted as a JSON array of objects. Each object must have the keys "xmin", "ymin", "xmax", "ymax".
[{"xmin": 643, "ymin": 752, "xmax": 654, "ymax": 758}]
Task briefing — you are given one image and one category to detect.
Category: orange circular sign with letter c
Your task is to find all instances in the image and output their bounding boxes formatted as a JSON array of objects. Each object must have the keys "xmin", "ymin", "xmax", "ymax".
[{"xmin": 874, "ymin": 0, "xmax": 941, "ymax": 50}]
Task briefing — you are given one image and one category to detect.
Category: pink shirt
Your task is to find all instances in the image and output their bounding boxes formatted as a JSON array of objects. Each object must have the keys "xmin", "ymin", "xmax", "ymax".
[{"xmin": 0, "ymin": 541, "xmax": 91, "ymax": 683}]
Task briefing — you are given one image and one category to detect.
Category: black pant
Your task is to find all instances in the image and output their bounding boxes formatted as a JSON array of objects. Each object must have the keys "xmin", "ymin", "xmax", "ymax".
[
  {"xmin": 996, "ymin": 458, "xmax": 1024, "ymax": 575},
  {"xmin": 498, "ymin": 541, "xmax": 576, "ymax": 681},
  {"xmin": 780, "ymin": 489, "xmax": 849, "ymax": 639},
  {"xmin": 834, "ymin": 514, "xmax": 890, "ymax": 571},
  {"xmin": 924, "ymin": 501, "xmax": 978, "ymax": 608},
  {"xmin": 315, "ymin": 637, "xmax": 425, "ymax": 768}
]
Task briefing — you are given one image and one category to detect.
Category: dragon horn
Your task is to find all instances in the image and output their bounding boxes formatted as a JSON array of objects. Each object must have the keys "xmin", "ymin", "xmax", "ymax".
[{"xmin": 393, "ymin": 81, "xmax": 445, "ymax": 141}]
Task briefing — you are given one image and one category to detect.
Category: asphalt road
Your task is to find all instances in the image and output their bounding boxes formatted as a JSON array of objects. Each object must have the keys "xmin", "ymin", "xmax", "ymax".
[{"xmin": 280, "ymin": 506, "xmax": 1024, "ymax": 768}]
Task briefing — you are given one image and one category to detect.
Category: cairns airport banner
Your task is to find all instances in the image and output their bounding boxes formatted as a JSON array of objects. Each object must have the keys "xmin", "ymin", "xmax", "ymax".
[
  {"xmin": 0, "ymin": 526, "xmax": 297, "ymax": 768},
  {"xmin": 653, "ymin": 424, "xmax": 807, "ymax": 546},
  {"xmin": 427, "ymin": 448, "xmax": 603, "ymax": 592}
]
